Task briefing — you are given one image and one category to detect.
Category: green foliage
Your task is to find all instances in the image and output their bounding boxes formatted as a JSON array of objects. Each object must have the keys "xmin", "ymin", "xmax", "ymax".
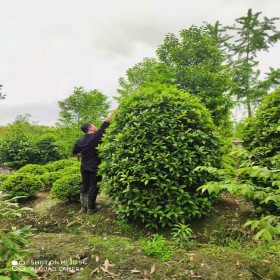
[
  {"xmin": 118, "ymin": 25, "xmax": 233, "ymax": 128},
  {"xmin": 242, "ymin": 89, "xmax": 280, "ymax": 159},
  {"xmin": 32, "ymin": 134, "xmax": 62, "ymax": 164},
  {"xmin": 0, "ymin": 134, "xmax": 35, "ymax": 168},
  {"xmin": 55, "ymin": 86, "xmax": 110, "ymax": 156},
  {"xmin": 0, "ymin": 174, "xmax": 42, "ymax": 200},
  {"xmin": 16, "ymin": 164, "xmax": 47, "ymax": 176},
  {"xmin": 57, "ymin": 86, "xmax": 110, "ymax": 128},
  {"xmin": 197, "ymin": 151, "xmax": 280, "ymax": 242},
  {"xmin": 44, "ymin": 158, "xmax": 79, "ymax": 172},
  {"xmin": 171, "ymin": 224, "xmax": 194, "ymax": 248},
  {"xmin": 99, "ymin": 85, "xmax": 223, "ymax": 229},
  {"xmin": 50, "ymin": 173, "xmax": 81, "ymax": 202},
  {"xmin": 0, "ymin": 174, "xmax": 9, "ymax": 185},
  {"xmin": 0, "ymin": 226, "xmax": 35, "ymax": 279},
  {"xmin": 244, "ymin": 215, "xmax": 280, "ymax": 242},
  {"xmin": 0, "ymin": 190, "xmax": 35, "ymax": 279},
  {"xmin": 39, "ymin": 166, "xmax": 79, "ymax": 191},
  {"xmin": 140, "ymin": 234, "xmax": 174, "ymax": 261},
  {"xmin": 198, "ymin": 158, "xmax": 280, "ymax": 215},
  {"xmin": 0, "ymin": 190, "xmax": 32, "ymax": 218},
  {"xmin": 0, "ymin": 116, "xmax": 65, "ymax": 167}
]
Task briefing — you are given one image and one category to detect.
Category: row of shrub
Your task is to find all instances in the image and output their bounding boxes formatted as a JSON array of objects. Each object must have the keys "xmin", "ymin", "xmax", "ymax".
[
  {"xmin": 0, "ymin": 134, "xmax": 66, "ymax": 168},
  {"xmin": 0, "ymin": 159, "xmax": 81, "ymax": 202}
]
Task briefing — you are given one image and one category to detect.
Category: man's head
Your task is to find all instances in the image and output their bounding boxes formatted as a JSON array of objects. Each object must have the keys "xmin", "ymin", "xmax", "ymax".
[{"xmin": 81, "ymin": 123, "xmax": 98, "ymax": 134}]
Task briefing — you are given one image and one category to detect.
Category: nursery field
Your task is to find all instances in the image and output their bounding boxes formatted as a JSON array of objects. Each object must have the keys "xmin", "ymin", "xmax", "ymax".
[
  {"xmin": 2, "ymin": 187, "xmax": 280, "ymax": 280},
  {"xmin": 1, "ymin": 7, "xmax": 280, "ymax": 280}
]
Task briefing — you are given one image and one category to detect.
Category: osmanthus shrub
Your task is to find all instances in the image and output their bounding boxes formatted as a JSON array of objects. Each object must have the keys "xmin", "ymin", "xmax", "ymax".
[
  {"xmin": 242, "ymin": 88, "xmax": 280, "ymax": 160},
  {"xmin": 50, "ymin": 173, "xmax": 81, "ymax": 202},
  {"xmin": 99, "ymin": 85, "xmax": 223, "ymax": 229},
  {"xmin": 0, "ymin": 174, "xmax": 42, "ymax": 200},
  {"xmin": 39, "ymin": 165, "xmax": 80, "ymax": 191},
  {"xmin": 238, "ymin": 89, "xmax": 280, "ymax": 215},
  {"xmin": 17, "ymin": 164, "xmax": 47, "ymax": 176}
]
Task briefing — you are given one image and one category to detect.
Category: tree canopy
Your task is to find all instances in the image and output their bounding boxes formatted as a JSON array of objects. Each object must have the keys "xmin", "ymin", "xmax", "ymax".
[
  {"xmin": 57, "ymin": 86, "xmax": 110, "ymax": 129},
  {"xmin": 227, "ymin": 9, "xmax": 280, "ymax": 117},
  {"xmin": 118, "ymin": 25, "xmax": 234, "ymax": 128},
  {"xmin": 118, "ymin": 9, "xmax": 280, "ymax": 121}
]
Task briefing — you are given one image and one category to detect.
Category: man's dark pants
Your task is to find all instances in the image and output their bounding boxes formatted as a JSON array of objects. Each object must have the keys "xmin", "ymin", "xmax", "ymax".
[{"xmin": 80, "ymin": 168, "xmax": 102, "ymax": 210}]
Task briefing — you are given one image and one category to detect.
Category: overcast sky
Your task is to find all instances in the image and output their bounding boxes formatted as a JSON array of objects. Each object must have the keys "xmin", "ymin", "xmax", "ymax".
[{"xmin": 0, "ymin": 0, "xmax": 279, "ymax": 126}]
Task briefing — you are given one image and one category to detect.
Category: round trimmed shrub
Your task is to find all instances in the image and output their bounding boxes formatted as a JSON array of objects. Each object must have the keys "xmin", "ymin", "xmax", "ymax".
[
  {"xmin": 16, "ymin": 164, "xmax": 47, "ymax": 175},
  {"xmin": 39, "ymin": 165, "xmax": 80, "ymax": 190},
  {"xmin": 99, "ymin": 85, "xmax": 223, "ymax": 229},
  {"xmin": 50, "ymin": 173, "xmax": 81, "ymax": 202},
  {"xmin": 242, "ymin": 89, "xmax": 280, "ymax": 159},
  {"xmin": 44, "ymin": 159, "xmax": 79, "ymax": 172},
  {"xmin": 1, "ymin": 174, "xmax": 42, "ymax": 200}
]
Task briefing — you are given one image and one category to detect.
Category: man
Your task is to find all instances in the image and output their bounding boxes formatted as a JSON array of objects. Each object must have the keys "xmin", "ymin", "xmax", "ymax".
[{"xmin": 73, "ymin": 108, "xmax": 117, "ymax": 214}]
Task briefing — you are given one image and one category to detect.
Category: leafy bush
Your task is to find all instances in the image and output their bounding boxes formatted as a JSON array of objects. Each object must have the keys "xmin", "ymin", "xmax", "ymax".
[
  {"xmin": 0, "ymin": 129, "xmax": 62, "ymax": 168},
  {"xmin": 39, "ymin": 171, "xmax": 61, "ymax": 191},
  {"xmin": 197, "ymin": 160, "xmax": 280, "ymax": 241},
  {"xmin": 1, "ymin": 174, "xmax": 42, "ymax": 200},
  {"xmin": 16, "ymin": 164, "xmax": 47, "ymax": 176},
  {"xmin": 0, "ymin": 134, "xmax": 35, "ymax": 168},
  {"xmin": 44, "ymin": 159, "xmax": 79, "ymax": 172},
  {"xmin": 50, "ymin": 173, "xmax": 81, "ymax": 202},
  {"xmin": 33, "ymin": 134, "xmax": 62, "ymax": 164},
  {"xmin": 99, "ymin": 85, "xmax": 223, "ymax": 229},
  {"xmin": 39, "ymin": 165, "xmax": 80, "ymax": 190},
  {"xmin": 242, "ymin": 89, "xmax": 280, "ymax": 160},
  {"xmin": 244, "ymin": 215, "xmax": 280, "ymax": 242}
]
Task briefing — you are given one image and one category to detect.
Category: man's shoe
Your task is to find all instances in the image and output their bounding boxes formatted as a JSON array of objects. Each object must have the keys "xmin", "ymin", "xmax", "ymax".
[
  {"xmin": 87, "ymin": 205, "xmax": 102, "ymax": 214},
  {"xmin": 79, "ymin": 194, "xmax": 88, "ymax": 214}
]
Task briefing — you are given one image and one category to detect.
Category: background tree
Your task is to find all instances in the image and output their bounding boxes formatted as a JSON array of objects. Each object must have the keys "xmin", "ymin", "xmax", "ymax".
[
  {"xmin": 56, "ymin": 86, "xmax": 110, "ymax": 156},
  {"xmin": 117, "ymin": 58, "xmax": 171, "ymax": 99},
  {"xmin": 118, "ymin": 25, "xmax": 233, "ymax": 129},
  {"xmin": 227, "ymin": 9, "xmax": 280, "ymax": 117},
  {"xmin": 57, "ymin": 86, "xmax": 110, "ymax": 129}
]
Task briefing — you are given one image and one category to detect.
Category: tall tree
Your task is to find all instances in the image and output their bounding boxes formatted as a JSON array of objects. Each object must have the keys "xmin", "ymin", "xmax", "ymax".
[
  {"xmin": 56, "ymin": 87, "xmax": 110, "ymax": 156},
  {"xmin": 227, "ymin": 9, "xmax": 280, "ymax": 117},
  {"xmin": 57, "ymin": 86, "xmax": 110, "ymax": 129},
  {"xmin": 118, "ymin": 25, "xmax": 233, "ymax": 128}
]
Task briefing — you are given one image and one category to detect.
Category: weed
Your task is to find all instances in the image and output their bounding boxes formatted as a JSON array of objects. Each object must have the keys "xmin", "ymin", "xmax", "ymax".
[
  {"xmin": 171, "ymin": 223, "xmax": 194, "ymax": 248},
  {"xmin": 140, "ymin": 234, "xmax": 175, "ymax": 261}
]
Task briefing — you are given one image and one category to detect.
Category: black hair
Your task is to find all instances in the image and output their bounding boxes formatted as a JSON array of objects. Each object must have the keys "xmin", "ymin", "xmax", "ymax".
[{"xmin": 81, "ymin": 123, "xmax": 91, "ymax": 133}]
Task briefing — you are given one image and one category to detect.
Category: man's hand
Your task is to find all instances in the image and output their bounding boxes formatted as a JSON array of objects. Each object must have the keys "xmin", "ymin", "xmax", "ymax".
[{"xmin": 105, "ymin": 105, "xmax": 119, "ymax": 122}]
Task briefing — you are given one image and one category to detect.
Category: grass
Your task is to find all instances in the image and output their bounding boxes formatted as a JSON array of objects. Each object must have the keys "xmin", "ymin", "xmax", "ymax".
[{"xmin": 2, "ymin": 191, "xmax": 280, "ymax": 279}]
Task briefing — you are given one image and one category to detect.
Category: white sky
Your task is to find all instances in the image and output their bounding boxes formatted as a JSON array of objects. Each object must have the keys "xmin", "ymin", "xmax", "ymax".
[{"xmin": 0, "ymin": 0, "xmax": 279, "ymax": 125}]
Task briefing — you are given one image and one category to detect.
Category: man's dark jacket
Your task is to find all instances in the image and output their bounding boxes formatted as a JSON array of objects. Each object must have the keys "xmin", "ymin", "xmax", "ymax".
[{"xmin": 72, "ymin": 121, "xmax": 109, "ymax": 172}]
